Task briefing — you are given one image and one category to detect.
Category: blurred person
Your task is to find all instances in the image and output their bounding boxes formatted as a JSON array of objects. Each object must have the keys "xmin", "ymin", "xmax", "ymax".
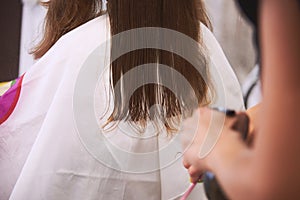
[{"xmin": 183, "ymin": 0, "xmax": 300, "ymax": 199}]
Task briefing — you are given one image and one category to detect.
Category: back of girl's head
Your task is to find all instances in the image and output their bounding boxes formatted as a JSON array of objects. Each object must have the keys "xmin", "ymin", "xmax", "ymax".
[
  {"xmin": 32, "ymin": 0, "xmax": 103, "ymax": 59},
  {"xmin": 33, "ymin": 0, "xmax": 212, "ymax": 134}
]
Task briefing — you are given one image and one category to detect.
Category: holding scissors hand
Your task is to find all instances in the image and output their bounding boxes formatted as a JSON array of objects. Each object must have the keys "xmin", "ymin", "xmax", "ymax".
[{"xmin": 182, "ymin": 107, "xmax": 250, "ymax": 198}]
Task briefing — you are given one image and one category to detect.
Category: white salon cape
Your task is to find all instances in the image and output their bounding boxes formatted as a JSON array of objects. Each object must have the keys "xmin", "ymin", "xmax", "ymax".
[{"xmin": 0, "ymin": 15, "xmax": 244, "ymax": 200}]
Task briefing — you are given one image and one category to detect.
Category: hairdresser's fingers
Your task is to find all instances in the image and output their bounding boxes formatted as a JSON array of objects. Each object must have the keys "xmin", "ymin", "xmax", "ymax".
[
  {"xmin": 181, "ymin": 108, "xmax": 212, "ymax": 172},
  {"xmin": 180, "ymin": 109, "xmax": 204, "ymax": 150},
  {"xmin": 188, "ymin": 166, "xmax": 203, "ymax": 184},
  {"xmin": 183, "ymin": 159, "xmax": 190, "ymax": 169}
]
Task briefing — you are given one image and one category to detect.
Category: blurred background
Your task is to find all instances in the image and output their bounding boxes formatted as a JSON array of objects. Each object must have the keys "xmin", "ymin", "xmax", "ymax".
[
  {"xmin": 0, "ymin": 0, "xmax": 260, "ymax": 107},
  {"xmin": 205, "ymin": 0, "xmax": 256, "ymax": 84}
]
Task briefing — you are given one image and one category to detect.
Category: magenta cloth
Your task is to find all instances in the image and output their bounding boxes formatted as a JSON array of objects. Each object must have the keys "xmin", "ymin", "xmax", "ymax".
[{"xmin": 0, "ymin": 75, "xmax": 24, "ymax": 125}]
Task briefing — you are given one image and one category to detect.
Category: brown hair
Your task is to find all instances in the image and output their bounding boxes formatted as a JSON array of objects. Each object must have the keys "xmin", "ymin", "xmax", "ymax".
[
  {"xmin": 33, "ymin": 0, "xmax": 212, "ymax": 134},
  {"xmin": 32, "ymin": 0, "xmax": 103, "ymax": 59}
]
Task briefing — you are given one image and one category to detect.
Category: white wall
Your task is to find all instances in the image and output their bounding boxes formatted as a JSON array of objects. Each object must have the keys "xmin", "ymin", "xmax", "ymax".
[
  {"xmin": 205, "ymin": 0, "xmax": 256, "ymax": 83},
  {"xmin": 19, "ymin": 0, "xmax": 46, "ymax": 75}
]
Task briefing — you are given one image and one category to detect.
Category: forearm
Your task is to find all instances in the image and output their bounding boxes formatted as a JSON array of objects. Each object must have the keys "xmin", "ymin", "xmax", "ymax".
[{"xmin": 253, "ymin": 0, "xmax": 300, "ymax": 196}]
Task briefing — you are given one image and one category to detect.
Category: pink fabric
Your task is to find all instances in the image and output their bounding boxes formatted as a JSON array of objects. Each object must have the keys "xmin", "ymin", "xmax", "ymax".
[{"xmin": 0, "ymin": 75, "xmax": 24, "ymax": 125}]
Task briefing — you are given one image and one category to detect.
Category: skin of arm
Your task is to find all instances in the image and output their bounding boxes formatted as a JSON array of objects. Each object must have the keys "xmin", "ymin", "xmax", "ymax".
[{"xmin": 182, "ymin": 0, "xmax": 300, "ymax": 199}]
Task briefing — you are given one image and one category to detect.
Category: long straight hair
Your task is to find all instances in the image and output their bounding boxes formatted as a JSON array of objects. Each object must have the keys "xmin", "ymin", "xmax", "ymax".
[{"xmin": 33, "ymin": 0, "xmax": 212, "ymax": 134}]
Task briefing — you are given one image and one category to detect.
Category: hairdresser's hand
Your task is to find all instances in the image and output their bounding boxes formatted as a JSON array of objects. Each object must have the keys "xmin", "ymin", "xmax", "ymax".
[{"xmin": 181, "ymin": 107, "xmax": 249, "ymax": 183}]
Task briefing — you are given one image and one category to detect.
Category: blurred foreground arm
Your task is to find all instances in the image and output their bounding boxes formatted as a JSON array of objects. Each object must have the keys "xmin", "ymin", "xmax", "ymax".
[{"xmin": 183, "ymin": 1, "xmax": 300, "ymax": 199}]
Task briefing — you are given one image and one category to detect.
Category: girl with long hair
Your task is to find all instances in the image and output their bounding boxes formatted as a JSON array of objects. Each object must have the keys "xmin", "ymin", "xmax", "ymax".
[{"xmin": 0, "ymin": 0, "xmax": 243, "ymax": 199}]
